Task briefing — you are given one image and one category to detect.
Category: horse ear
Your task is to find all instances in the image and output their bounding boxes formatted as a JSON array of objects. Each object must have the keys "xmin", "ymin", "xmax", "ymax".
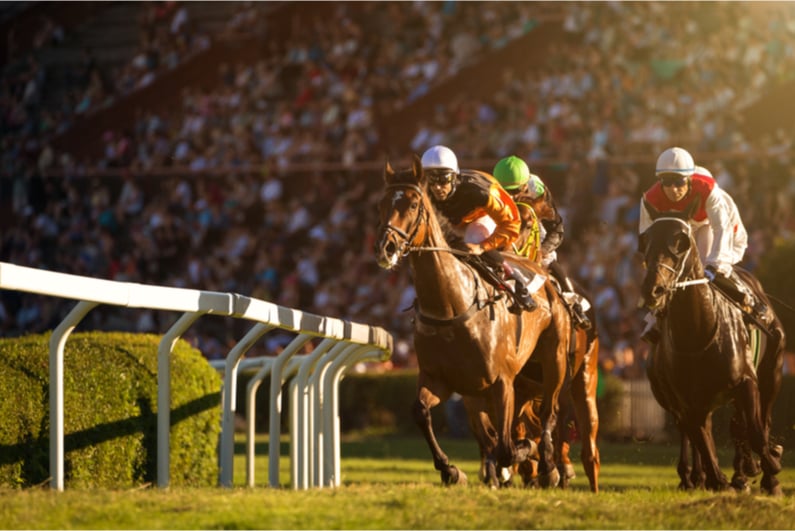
[
  {"xmin": 384, "ymin": 159, "xmax": 394, "ymax": 183},
  {"xmin": 411, "ymin": 154, "xmax": 424, "ymax": 184},
  {"xmin": 643, "ymin": 197, "xmax": 661, "ymax": 221}
]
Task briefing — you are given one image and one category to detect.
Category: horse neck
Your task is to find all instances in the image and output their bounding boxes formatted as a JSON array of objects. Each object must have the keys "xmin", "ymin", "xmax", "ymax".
[
  {"xmin": 409, "ymin": 201, "xmax": 474, "ymax": 315},
  {"xmin": 667, "ymin": 256, "xmax": 717, "ymax": 342}
]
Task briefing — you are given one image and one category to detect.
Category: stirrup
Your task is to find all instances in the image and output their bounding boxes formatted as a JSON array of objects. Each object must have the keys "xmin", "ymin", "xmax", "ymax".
[
  {"xmin": 572, "ymin": 303, "xmax": 592, "ymax": 330},
  {"xmin": 748, "ymin": 301, "xmax": 772, "ymax": 328},
  {"xmin": 510, "ymin": 287, "xmax": 537, "ymax": 314}
]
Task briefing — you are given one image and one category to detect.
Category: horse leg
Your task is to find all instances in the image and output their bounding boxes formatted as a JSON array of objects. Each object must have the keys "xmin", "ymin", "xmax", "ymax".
[
  {"xmin": 536, "ymin": 351, "xmax": 566, "ymax": 488},
  {"xmin": 553, "ymin": 398, "xmax": 574, "ymax": 490},
  {"xmin": 757, "ymin": 329, "xmax": 785, "ymax": 495},
  {"xmin": 512, "ymin": 397, "xmax": 541, "ymax": 488},
  {"xmin": 729, "ymin": 409, "xmax": 756, "ymax": 492},
  {"xmin": 462, "ymin": 396, "xmax": 501, "ymax": 489},
  {"xmin": 570, "ymin": 350, "xmax": 600, "ymax": 493},
  {"xmin": 733, "ymin": 376, "xmax": 782, "ymax": 496},
  {"xmin": 412, "ymin": 384, "xmax": 467, "ymax": 486},
  {"xmin": 676, "ymin": 426, "xmax": 695, "ymax": 490},
  {"xmin": 690, "ymin": 432, "xmax": 706, "ymax": 489},
  {"xmin": 488, "ymin": 376, "xmax": 518, "ymax": 472},
  {"xmin": 683, "ymin": 413, "xmax": 729, "ymax": 491}
]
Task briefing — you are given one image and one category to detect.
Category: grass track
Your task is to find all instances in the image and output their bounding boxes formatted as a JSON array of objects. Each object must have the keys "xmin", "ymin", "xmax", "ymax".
[{"xmin": 2, "ymin": 435, "xmax": 795, "ymax": 529}]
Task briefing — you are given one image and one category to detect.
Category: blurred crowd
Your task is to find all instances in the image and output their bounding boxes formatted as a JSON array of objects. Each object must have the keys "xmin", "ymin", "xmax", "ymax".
[{"xmin": 2, "ymin": 2, "xmax": 795, "ymax": 376}]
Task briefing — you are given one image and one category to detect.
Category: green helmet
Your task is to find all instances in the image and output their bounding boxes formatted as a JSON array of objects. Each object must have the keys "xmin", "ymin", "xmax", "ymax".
[{"xmin": 493, "ymin": 156, "xmax": 530, "ymax": 191}]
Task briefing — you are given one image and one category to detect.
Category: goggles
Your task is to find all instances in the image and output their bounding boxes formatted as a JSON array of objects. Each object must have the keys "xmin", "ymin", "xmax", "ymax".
[
  {"xmin": 426, "ymin": 169, "xmax": 456, "ymax": 185},
  {"xmin": 659, "ymin": 174, "xmax": 688, "ymax": 188}
]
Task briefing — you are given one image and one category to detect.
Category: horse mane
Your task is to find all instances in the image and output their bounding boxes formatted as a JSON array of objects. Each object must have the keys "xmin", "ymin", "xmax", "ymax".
[{"xmin": 434, "ymin": 209, "xmax": 467, "ymax": 250}]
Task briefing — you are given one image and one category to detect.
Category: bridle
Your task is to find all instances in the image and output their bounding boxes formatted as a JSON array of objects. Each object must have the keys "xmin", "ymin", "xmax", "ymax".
[
  {"xmin": 645, "ymin": 217, "xmax": 709, "ymax": 297},
  {"xmin": 380, "ymin": 182, "xmax": 470, "ymax": 258}
]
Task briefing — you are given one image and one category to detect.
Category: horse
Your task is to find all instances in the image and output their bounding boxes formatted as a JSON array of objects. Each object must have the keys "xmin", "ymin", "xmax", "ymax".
[
  {"xmin": 374, "ymin": 155, "xmax": 570, "ymax": 486},
  {"xmin": 463, "ymin": 293, "xmax": 601, "ymax": 492},
  {"xmin": 637, "ymin": 208, "xmax": 786, "ymax": 495}
]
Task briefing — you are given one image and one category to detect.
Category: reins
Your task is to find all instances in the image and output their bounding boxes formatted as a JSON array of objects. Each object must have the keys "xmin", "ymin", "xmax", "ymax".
[{"xmin": 408, "ymin": 245, "xmax": 472, "ymax": 257}]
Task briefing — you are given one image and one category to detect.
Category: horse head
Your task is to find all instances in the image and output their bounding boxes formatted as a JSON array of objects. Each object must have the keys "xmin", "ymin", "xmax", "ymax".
[
  {"xmin": 375, "ymin": 154, "xmax": 430, "ymax": 270},
  {"xmin": 637, "ymin": 200, "xmax": 704, "ymax": 311}
]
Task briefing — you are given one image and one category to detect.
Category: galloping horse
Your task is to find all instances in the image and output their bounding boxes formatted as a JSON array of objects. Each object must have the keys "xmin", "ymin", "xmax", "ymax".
[
  {"xmin": 638, "ymin": 207, "xmax": 786, "ymax": 495},
  {"xmin": 464, "ymin": 294, "xmax": 601, "ymax": 492},
  {"xmin": 375, "ymin": 155, "xmax": 569, "ymax": 486}
]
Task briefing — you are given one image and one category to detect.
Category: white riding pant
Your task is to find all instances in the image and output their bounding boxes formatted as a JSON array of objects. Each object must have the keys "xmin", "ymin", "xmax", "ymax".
[{"xmin": 459, "ymin": 215, "xmax": 496, "ymax": 244}]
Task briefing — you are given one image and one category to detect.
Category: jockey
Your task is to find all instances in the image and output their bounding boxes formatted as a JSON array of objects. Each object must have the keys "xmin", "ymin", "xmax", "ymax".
[
  {"xmin": 638, "ymin": 146, "xmax": 771, "ymax": 343},
  {"xmin": 493, "ymin": 155, "xmax": 591, "ymax": 330},
  {"xmin": 420, "ymin": 145, "xmax": 536, "ymax": 312}
]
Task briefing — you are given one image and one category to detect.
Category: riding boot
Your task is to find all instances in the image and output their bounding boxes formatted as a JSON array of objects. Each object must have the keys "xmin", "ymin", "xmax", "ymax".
[
  {"xmin": 712, "ymin": 271, "xmax": 772, "ymax": 328},
  {"xmin": 503, "ymin": 263, "xmax": 537, "ymax": 313},
  {"xmin": 571, "ymin": 301, "xmax": 592, "ymax": 330},
  {"xmin": 640, "ymin": 313, "xmax": 661, "ymax": 344}
]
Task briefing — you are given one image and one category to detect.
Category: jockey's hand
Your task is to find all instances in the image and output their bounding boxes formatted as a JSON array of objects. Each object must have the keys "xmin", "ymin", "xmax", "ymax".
[
  {"xmin": 465, "ymin": 243, "xmax": 484, "ymax": 256},
  {"xmin": 705, "ymin": 264, "xmax": 717, "ymax": 282}
]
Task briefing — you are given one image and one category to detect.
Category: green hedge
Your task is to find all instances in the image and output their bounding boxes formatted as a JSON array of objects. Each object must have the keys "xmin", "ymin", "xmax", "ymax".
[{"xmin": 0, "ymin": 332, "xmax": 222, "ymax": 489}]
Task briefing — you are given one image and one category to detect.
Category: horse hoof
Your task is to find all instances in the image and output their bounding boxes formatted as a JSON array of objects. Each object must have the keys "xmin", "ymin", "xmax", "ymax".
[
  {"xmin": 539, "ymin": 467, "xmax": 561, "ymax": 488},
  {"xmin": 761, "ymin": 475, "xmax": 781, "ymax": 496},
  {"xmin": 500, "ymin": 467, "xmax": 513, "ymax": 486},
  {"xmin": 742, "ymin": 459, "xmax": 761, "ymax": 477},
  {"xmin": 442, "ymin": 465, "xmax": 468, "ymax": 486},
  {"xmin": 730, "ymin": 477, "xmax": 750, "ymax": 494},
  {"xmin": 514, "ymin": 438, "xmax": 538, "ymax": 462}
]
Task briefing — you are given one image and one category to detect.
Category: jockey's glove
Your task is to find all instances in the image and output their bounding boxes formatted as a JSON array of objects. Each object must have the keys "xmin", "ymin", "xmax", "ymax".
[{"xmin": 704, "ymin": 264, "xmax": 718, "ymax": 282}]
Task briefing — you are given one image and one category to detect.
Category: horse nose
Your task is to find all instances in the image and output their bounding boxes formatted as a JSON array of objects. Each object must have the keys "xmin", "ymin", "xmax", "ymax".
[
  {"xmin": 651, "ymin": 285, "xmax": 666, "ymax": 299},
  {"xmin": 384, "ymin": 240, "xmax": 397, "ymax": 257}
]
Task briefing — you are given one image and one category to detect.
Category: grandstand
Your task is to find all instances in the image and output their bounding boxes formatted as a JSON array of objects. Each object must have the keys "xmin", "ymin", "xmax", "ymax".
[{"xmin": 2, "ymin": 1, "xmax": 794, "ymax": 378}]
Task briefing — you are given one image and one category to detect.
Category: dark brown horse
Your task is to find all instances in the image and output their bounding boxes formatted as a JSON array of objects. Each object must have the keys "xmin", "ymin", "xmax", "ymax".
[
  {"xmin": 464, "ymin": 295, "xmax": 601, "ymax": 492},
  {"xmin": 638, "ymin": 211, "xmax": 786, "ymax": 495},
  {"xmin": 375, "ymin": 155, "xmax": 569, "ymax": 486}
]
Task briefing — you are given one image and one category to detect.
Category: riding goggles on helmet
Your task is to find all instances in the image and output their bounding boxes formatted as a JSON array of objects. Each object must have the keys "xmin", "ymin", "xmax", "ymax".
[
  {"xmin": 659, "ymin": 174, "xmax": 688, "ymax": 188},
  {"xmin": 426, "ymin": 169, "xmax": 456, "ymax": 185}
]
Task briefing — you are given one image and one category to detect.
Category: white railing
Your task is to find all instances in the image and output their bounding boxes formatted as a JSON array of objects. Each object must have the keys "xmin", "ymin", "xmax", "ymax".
[{"xmin": 0, "ymin": 262, "xmax": 392, "ymax": 491}]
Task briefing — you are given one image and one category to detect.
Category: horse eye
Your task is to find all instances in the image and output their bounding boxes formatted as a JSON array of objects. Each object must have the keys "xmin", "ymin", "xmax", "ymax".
[{"xmin": 410, "ymin": 201, "xmax": 419, "ymax": 210}]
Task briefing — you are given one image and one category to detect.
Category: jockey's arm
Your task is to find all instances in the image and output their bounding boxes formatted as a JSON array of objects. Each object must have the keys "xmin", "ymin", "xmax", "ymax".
[
  {"xmin": 479, "ymin": 185, "xmax": 521, "ymax": 253},
  {"xmin": 638, "ymin": 197, "xmax": 653, "ymax": 235},
  {"xmin": 704, "ymin": 187, "xmax": 741, "ymax": 276},
  {"xmin": 540, "ymin": 208, "xmax": 564, "ymax": 256}
]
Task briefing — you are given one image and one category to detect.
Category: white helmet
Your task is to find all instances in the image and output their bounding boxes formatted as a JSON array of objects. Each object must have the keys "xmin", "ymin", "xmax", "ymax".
[
  {"xmin": 694, "ymin": 165, "xmax": 713, "ymax": 178},
  {"xmin": 421, "ymin": 145, "xmax": 459, "ymax": 174},
  {"xmin": 655, "ymin": 147, "xmax": 695, "ymax": 177}
]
